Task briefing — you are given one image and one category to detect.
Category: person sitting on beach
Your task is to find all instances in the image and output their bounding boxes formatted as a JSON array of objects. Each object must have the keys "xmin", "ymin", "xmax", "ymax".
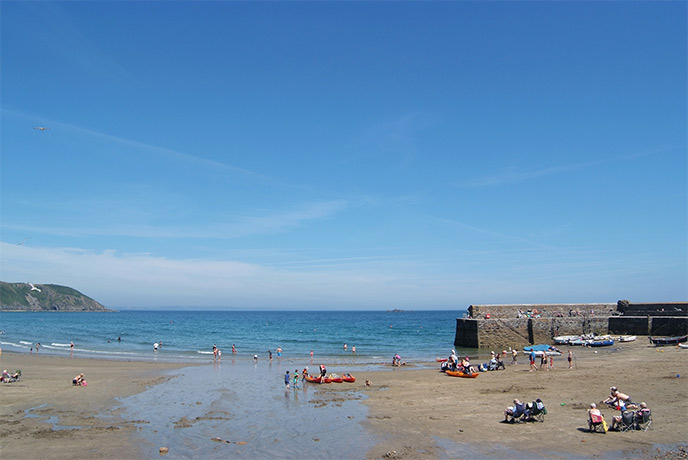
[
  {"xmin": 604, "ymin": 389, "xmax": 636, "ymax": 410},
  {"xmin": 525, "ymin": 398, "xmax": 547, "ymax": 421},
  {"xmin": 588, "ymin": 403, "xmax": 607, "ymax": 432},
  {"xmin": 504, "ymin": 399, "xmax": 526, "ymax": 422},
  {"xmin": 495, "ymin": 353, "xmax": 505, "ymax": 370},
  {"xmin": 1, "ymin": 369, "xmax": 9, "ymax": 382},
  {"xmin": 73, "ymin": 373, "xmax": 85, "ymax": 386},
  {"xmin": 488, "ymin": 353, "xmax": 497, "ymax": 370},
  {"xmin": 460, "ymin": 357, "xmax": 471, "ymax": 373},
  {"xmin": 611, "ymin": 408, "xmax": 635, "ymax": 431},
  {"xmin": 634, "ymin": 402, "xmax": 651, "ymax": 426},
  {"xmin": 449, "ymin": 350, "xmax": 458, "ymax": 371}
]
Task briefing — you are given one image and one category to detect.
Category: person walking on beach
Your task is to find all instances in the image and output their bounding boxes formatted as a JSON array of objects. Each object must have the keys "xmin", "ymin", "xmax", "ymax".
[
  {"xmin": 529, "ymin": 350, "xmax": 537, "ymax": 371},
  {"xmin": 36, "ymin": 343, "xmax": 40, "ymax": 353},
  {"xmin": 568, "ymin": 350, "xmax": 573, "ymax": 369},
  {"xmin": 511, "ymin": 348, "xmax": 518, "ymax": 365},
  {"xmin": 293, "ymin": 369, "xmax": 299, "ymax": 389},
  {"xmin": 276, "ymin": 347, "xmax": 282, "ymax": 358},
  {"xmin": 284, "ymin": 370, "xmax": 290, "ymax": 389},
  {"xmin": 540, "ymin": 352, "xmax": 548, "ymax": 371},
  {"xmin": 352, "ymin": 346, "xmax": 356, "ymax": 355},
  {"xmin": 268, "ymin": 350, "xmax": 272, "ymax": 361},
  {"xmin": 232, "ymin": 344, "xmax": 236, "ymax": 354}
]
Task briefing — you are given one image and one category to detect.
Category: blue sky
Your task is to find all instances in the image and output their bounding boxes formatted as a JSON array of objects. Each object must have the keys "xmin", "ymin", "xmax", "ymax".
[{"xmin": 1, "ymin": 1, "xmax": 686, "ymax": 309}]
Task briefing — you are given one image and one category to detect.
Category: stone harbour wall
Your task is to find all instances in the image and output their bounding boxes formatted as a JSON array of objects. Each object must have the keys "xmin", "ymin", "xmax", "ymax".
[
  {"xmin": 455, "ymin": 316, "xmax": 609, "ymax": 350},
  {"xmin": 456, "ymin": 315, "xmax": 688, "ymax": 350},
  {"xmin": 468, "ymin": 303, "xmax": 616, "ymax": 319}
]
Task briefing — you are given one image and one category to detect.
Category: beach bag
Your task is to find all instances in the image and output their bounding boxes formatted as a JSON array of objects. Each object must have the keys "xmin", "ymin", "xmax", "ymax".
[{"xmin": 602, "ymin": 419, "xmax": 608, "ymax": 432}]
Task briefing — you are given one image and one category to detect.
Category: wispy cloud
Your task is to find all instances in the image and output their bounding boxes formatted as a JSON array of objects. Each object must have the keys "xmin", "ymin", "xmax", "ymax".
[
  {"xmin": 455, "ymin": 146, "xmax": 679, "ymax": 188},
  {"xmin": 0, "ymin": 242, "xmax": 434, "ymax": 308},
  {"xmin": 0, "ymin": 200, "xmax": 348, "ymax": 240},
  {"xmin": 3, "ymin": 108, "xmax": 271, "ymax": 181}
]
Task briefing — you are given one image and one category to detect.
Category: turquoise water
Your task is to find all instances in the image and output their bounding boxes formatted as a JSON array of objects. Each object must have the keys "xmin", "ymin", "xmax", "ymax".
[{"xmin": 0, "ymin": 310, "xmax": 470, "ymax": 363}]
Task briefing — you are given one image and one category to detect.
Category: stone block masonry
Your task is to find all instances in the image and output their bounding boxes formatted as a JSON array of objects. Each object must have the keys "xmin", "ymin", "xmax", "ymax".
[{"xmin": 455, "ymin": 301, "xmax": 688, "ymax": 350}]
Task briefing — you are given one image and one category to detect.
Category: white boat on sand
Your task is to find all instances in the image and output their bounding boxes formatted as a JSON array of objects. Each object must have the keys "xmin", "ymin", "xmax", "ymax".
[{"xmin": 614, "ymin": 335, "xmax": 637, "ymax": 342}]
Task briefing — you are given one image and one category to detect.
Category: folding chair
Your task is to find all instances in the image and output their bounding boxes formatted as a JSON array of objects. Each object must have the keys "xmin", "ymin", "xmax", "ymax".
[
  {"xmin": 528, "ymin": 400, "xmax": 547, "ymax": 422},
  {"xmin": 589, "ymin": 413, "xmax": 607, "ymax": 433},
  {"xmin": 618, "ymin": 410, "xmax": 635, "ymax": 432},
  {"xmin": 635, "ymin": 410, "xmax": 652, "ymax": 431}
]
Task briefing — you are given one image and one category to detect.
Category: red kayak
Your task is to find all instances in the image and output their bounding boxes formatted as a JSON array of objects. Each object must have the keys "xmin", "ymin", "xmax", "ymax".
[
  {"xmin": 445, "ymin": 370, "xmax": 479, "ymax": 378},
  {"xmin": 305, "ymin": 375, "xmax": 328, "ymax": 383},
  {"xmin": 342, "ymin": 374, "xmax": 356, "ymax": 383},
  {"xmin": 329, "ymin": 377, "xmax": 343, "ymax": 383}
]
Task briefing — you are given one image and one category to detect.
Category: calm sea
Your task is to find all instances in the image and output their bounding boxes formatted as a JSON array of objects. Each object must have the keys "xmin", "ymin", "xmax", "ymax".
[{"xmin": 0, "ymin": 310, "xmax": 471, "ymax": 363}]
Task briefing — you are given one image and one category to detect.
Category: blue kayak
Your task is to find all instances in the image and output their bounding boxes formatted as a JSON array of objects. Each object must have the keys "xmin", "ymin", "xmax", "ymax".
[
  {"xmin": 587, "ymin": 339, "xmax": 614, "ymax": 347},
  {"xmin": 523, "ymin": 344, "xmax": 556, "ymax": 352}
]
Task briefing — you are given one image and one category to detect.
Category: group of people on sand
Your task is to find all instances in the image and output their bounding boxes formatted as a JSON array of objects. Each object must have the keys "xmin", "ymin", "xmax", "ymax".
[
  {"xmin": 441, "ymin": 349, "xmax": 505, "ymax": 373},
  {"xmin": 587, "ymin": 386, "xmax": 651, "ymax": 432},
  {"xmin": 503, "ymin": 398, "xmax": 547, "ymax": 422},
  {"xmin": 440, "ymin": 350, "xmax": 473, "ymax": 373},
  {"xmin": 1, "ymin": 369, "xmax": 21, "ymax": 383},
  {"xmin": 391, "ymin": 354, "xmax": 405, "ymax": 366}
]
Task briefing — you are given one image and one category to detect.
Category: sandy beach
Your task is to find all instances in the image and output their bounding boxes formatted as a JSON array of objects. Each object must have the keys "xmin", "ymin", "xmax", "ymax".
[
  {"xmin": 319, "ymin": 340, "xmax": 688, "ymax": 459},
  {"xmin": 1, "ymin": 340, "xmax": 687, "ymax": 459},
  {"xmin": 0, "ymin": 354, "xmax": 184, "ymax": 459}
]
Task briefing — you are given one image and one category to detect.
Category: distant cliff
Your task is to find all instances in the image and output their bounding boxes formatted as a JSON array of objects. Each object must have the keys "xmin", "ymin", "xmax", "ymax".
[{"xmin": 0, "ymin": 281, "xmax": 113, "ymax": 312}]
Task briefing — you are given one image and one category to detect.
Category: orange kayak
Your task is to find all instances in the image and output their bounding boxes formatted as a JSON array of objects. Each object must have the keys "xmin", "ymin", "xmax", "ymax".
[
  {"xmin": 342, "ymin": 375, "xmax": 356, "ymax": 383},
  {"xmin": 445, "ymin": 370, "xmax": 479, "ymax": 378}
]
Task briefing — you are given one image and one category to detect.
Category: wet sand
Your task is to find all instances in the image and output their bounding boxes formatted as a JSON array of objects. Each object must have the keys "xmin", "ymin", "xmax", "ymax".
[
  {"xmin": 1, "ymin": 340, "xmax": 687, "ymax": 459},
  {"xmin": 0, "ymin": 353, "xmax": 184, "ymax": 459}
]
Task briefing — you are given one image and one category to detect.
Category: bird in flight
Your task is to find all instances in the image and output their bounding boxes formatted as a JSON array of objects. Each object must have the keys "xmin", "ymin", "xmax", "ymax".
[
  {"xmin": 17, "ymin": 237, "xmax": 31, "ymax": 245},
  {"xmin": 28, "ymin": 283, "xmax": 41, "ymax": 292},
  {"xmin": 33, "ymin": 127, "xmax": 50, "ymax": 131}
]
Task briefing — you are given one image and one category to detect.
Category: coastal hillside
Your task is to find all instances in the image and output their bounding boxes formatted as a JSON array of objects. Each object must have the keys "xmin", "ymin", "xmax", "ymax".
[{"xmin": 0, "ymin": 281, "xmax": 112, "ymax": 312}]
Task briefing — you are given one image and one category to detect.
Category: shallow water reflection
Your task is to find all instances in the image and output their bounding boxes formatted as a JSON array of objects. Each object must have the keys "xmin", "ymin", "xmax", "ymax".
[{"xmin": 118, "ymin": 359, "xmax": 377, "ymax": 459}]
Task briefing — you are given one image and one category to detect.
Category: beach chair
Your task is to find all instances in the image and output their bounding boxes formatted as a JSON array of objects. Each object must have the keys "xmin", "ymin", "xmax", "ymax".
[
  {"xmin": 635, "ymin": 409, "xmax": 652, "ymax": 431},
  {"xmin": 588, "ymin": 413, "xmax": 607, "ymax": 433},
  {"xmin": 528, "ymin": 400, "xmax": 547, "ymax": 422},
  {"xmin": 618, "ymin": 410, "xmax": 635, "ymax": 432},
  {"xmin": 506, "ymin": 404, "xmax": 526, "ymax": 423}
]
